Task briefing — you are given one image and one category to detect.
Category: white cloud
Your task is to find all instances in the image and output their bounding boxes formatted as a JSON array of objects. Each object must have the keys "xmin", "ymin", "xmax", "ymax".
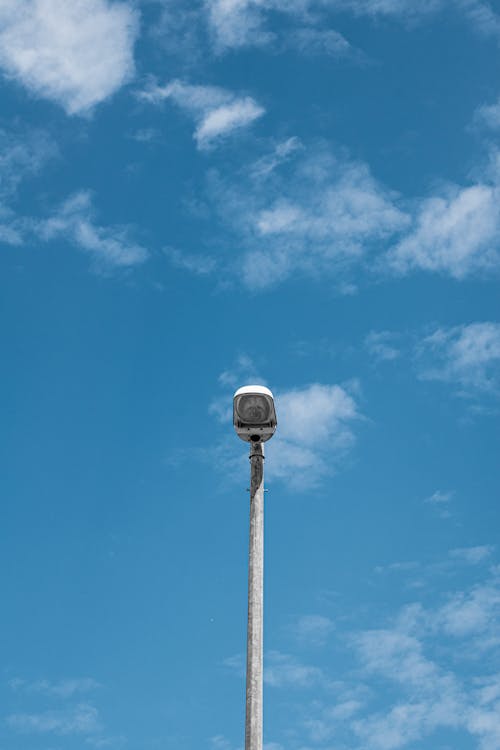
[
  {"xmin": 291, "ymin": 614, "xmax": 334, "ymax": 646},
  {"xmin": 203, "ymin": 0, "xmax": 500, "ymax": 56},
  {"xmin": 220, "ymin": 563, "xmax": 500, "ymax": 750},
  {"xmin": 208, "ymin": 144, "xmax": 409, "ymax": 289},
  {"xmin": 417, "ymin": 322, "xmax": 500, "ymax": 393},
  {"xmin": 204, "ymin": 0, "xmax": 425, "ymax": 54},
  {"xmin": 287, "ymin": 27, "xmax": 355, "ymax": 57},
  {"xmin": 202, "ymin": 140, "xmax": 500, "ymax": 288},
  {"xmin": 265, "ymin": 650, "xmax": 323, "ymax": 688},
  {"xmin": 9, "ymin": 678, "xmax": 100, "ymax": 699},
  {"xmin": 210, "ymin": 366, "xmax": 361, "ymax": 488},
  {"xmin": 266, "ymin": 383, "xmax": 361, "ymax": 488},
  {"xmin": 331, "ymin": 0, "xmax": 443, "ymax": 17},
  {"xmin": 223, "ymin": 649, "xmax": 323, "ymax": 688},
  {"xmin": 423, "ymin": 489, "xmax": 454, "ymax": 518},
  {"xmin": 196, "ymin": 97, "xmax": 264, "ymax": 149},
  {"xmin": 0, "ymin": 0, "xmax": 138, "ymax": 115},
  {"xmin": 350, "ymin": 625, "xmax": 464, "ymax": 749},
  {"xmin": 0, "ymin": 128, "xmax": 57, "ymax": 199},
  {"xmin": 139, "ymin": 78, "xmax": 264, "ymax": 149},
  {"xmin": 249, "ymin": 137, "xmax": 303, "ymax": 179},
  {"xmin": 475, "ymin": 98, "xmax": 500, "ymax": 130},
  {"xmin": 436, "ymin": 582, "xmax": 500, "ymax": 638},
  {"xmin": 217, "ymin": 354, "xmax": 262, "ymax": 390},
  {"xmin": 424, "ymin": 489, "xmax": 454, "ymax": 505},
  {"xmin": 37, "ymin": 191, "xmax": 149, "ymax": 269},
  {"xmin": 0, "ymin": 217, "xmax": 23, "ymax": 245},
  {"xmin": 205, "ymin": 0, "xmax": 275, "ymax": 52},
  {"xmin": 210, "ymin": 736, "xmax": 236, "ymax": 750},
  {"xmin": 6, "ymin": 703, "xmax": 101, "ymax": 735},
  {"xmin": 0, "ymin": 127, "xmax": 58, "ymax": 246},
  {"xmin": 164, "ymin": 246, "xmax": 216, "ymax": 275},
  {"xmin": 449, "ymin": 546, "xmax": 495, "ymax": 565},
  {"xmin": 388, "ymin": 182, "xmax": 500, "ymax": 279},
  {"xmin": 365, "ymin": 330, "xmax": 401, "ymax": 361},
  {"xmin": 459, "ymin": 0, "xmax": 500, "ymax": 39}
]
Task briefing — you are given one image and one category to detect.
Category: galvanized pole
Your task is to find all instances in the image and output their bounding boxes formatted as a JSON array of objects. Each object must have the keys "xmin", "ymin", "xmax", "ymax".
[{"xmin": 245, "ymin": 440, "xmax": 264, "ymax": 750}]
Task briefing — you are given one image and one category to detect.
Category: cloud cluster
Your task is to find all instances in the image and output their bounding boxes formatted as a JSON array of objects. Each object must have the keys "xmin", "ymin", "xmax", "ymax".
[
  {"xmin": 195, "ymin": 135, "xmax": 500, "ymax": 289},
  {"xmin": 346, "ymin": 572, "xmax": 500, "ymax": 750},
  {"xmin": 206, "ymin": 0, "xmax": 358, "ymax": 56},
  {"xmin": 208, "ymin": 143, "xmax": 409, "ymax": 289},
  {"xmin": 139, "ymin": 79, "xmax": 264, "ymax": 149},
  {"xmin": 221, "ymin": 552, "xmax": 500, "ymax": 750},
  {"xmin": 203, "ymin": 0, "xmax": 500, "ymax": 55},
  {"xmin": 268, "ymin": 560, "xmax": 500, "ymax": 749},
  {"xmin": 3, "ymin": 674, "xmax": 122, "ymax": 747}
]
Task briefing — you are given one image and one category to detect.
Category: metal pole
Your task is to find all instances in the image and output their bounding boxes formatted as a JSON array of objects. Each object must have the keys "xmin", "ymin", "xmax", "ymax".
[{"xmin": 245, "ymin": 440, "xmax": 264, "ymax": 750}]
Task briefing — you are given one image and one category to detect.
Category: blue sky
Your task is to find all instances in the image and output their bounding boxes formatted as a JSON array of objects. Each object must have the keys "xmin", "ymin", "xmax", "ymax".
[{"xmin": 1, "ymin": 1, "xmax": 500, "ymax": 749}]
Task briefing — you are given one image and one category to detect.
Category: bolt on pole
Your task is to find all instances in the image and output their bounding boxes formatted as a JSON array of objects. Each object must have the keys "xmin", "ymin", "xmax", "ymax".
[{"xmin": 245, "ymin": 440, "xmax": 264, "ymax": 750}]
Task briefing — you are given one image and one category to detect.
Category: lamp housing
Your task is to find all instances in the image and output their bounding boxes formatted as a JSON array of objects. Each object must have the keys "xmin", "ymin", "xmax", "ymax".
[{"xmin": 233, "ymin": 385, "xmax": 277, "ymax": 443}]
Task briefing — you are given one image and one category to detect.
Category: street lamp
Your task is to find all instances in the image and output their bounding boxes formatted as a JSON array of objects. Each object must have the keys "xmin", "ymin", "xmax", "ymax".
[{"xmin": 233, "ymin": 385, "xmax": 277, "ymax": 750}]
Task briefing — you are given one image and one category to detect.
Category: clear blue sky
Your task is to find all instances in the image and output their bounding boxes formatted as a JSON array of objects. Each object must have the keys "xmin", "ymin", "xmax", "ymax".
[{"xmin": 1, "ymin": 1, "xmax": 500, "ymax": 749}]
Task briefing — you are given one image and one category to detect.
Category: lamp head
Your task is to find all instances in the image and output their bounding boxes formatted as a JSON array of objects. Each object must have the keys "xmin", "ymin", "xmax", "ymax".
[{"xmin": 233, "ymin": 385, "xmax": 277, "ymax": 443}]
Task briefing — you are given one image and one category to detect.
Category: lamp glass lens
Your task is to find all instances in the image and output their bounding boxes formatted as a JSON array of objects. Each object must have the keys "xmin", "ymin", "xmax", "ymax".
[{"xmin": 237, "ymin": 395, "xmax": 270, "ymax": 424}]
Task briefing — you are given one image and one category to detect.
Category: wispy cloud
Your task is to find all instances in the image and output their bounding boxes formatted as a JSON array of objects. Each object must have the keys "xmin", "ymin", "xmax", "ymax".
[
  {"xmin": 203, "ymin": 0, "xmax": 500, "ymax": 56},
  {"xmin": 387, "ymin": 177, "xmax": 500, "ymax": 279},
  {"xmin": 347, "ymin": 572, "xmax": 500, "ymax": 749},
  {"xmin": 266, "ymin": 383, "xmax": 361, "ymax": 488},
  {"xmin": 0, "ymin": 0, "xmax": 138, "ymax": 115},
  {"xmin": 207, "ymin": 142, "xmax": 409, "ymax": 289},
  {"xmin": 449, "ymin": 545, "xmax": 495, "ymax": 565},
  {"xmin": 249, "ymin": 137, "xmax": 303, "ymax": 179},
  {"xmin": 435, "ymin": 579, "xmax": 500, "ymax": 638},
  {"xmin": 290, "ymin": 614, "xmax": 334, "ymax": 646},
  {"xmin": 287, "ymin": 26, "xmax": 357, "ymax": 58},
  {"xmin": 424, "ymin": 489, "xmax": 454, "ymax": 518},
  {"xmin": 475, "ymin": 97, "xmax": 500, "ymax": 130},
  {"xmin": 0, "ymin": 127, "xmax": 57, "ymax": 245},
  {"xmin": 6, "ymin": 702, "xmax": 101, "ymax": 735},
  {"xmin": 365, "ymin": 330, "xmax": 401, "ymax": 361},
  {"xmin": 226, "ymin": 650, "xmax": 324, "ymax": 688},
  {"xmin": 0, "ymin": 127, "xmax": 57, "ymax": 200},
  {"xmin": 138, "ymin": 78, "xmax": 264, "ymax": 150},
  {"xmin": 265, "ymin": 650, "xmax": 323, "ymax": 688},
  {"xmin": 221, "ymin": 559, "xmax": 500, "ymax": 750},
  {"xmin": 9, "ymin": 678, "xmax": 100, "ymax": 699},
  {"xmin": 164, "ymin": 246, "xmax": 216, "ymax": 275},
  {"xmin": 37, "ymin": 191, "xmax": 149, "ymax": 270},
  {"xmin": 417, "ymin": 322, "xmax": 500, "ymax": 395},
  {"xmin": 425, "ymin": 489, "xmax": 454, "ymax": 505}
]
